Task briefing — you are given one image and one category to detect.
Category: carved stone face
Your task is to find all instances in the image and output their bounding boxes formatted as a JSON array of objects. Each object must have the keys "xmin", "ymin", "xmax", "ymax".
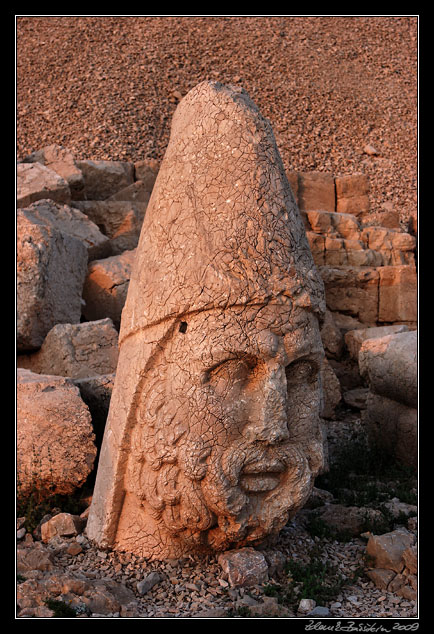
[{"xmin": 125, "ymin": 302, "xmax": 324, "ymax": 555}]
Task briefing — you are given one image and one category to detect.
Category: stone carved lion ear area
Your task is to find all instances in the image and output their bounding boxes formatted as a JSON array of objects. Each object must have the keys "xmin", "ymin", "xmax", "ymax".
[{"xmin": 86, "ymin": 81, "xmax": 326, "ymax": 560}]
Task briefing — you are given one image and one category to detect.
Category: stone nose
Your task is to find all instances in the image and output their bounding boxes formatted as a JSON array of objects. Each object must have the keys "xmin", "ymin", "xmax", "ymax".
[{"xmin": 243, "ymin": 366, "xmax": 289, "ymax": 445}]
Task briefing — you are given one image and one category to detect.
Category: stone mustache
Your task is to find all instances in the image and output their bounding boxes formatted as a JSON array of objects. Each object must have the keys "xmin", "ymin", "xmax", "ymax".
[{"xmin": 86, "ymin": 81, "xmax": 326, "ymax": 560}]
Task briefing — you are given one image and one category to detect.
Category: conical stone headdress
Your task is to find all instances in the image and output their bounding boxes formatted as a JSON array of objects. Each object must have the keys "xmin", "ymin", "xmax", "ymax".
[
  {"xmin": 87, "ymin": 81, "xmax": 326, "ymax": 550},
  {"xmin": 120, "ymin": 81, "xmax": 325, "ymax": 345}
]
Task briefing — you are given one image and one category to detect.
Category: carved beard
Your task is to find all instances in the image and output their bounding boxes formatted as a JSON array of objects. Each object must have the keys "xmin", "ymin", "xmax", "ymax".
[
  {"xmin": 199, "ymin": 434, "xmax": 324, "ymax": 550},
  {"xmin": 126, "ymin": 360, "xmax": 324, "ymax": 552}
]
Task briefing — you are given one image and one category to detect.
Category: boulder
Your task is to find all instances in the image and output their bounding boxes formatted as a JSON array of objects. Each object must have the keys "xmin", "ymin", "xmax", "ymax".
[
  {"xmin": 17, "ymin": 319, "xmax": 119, "ymax": 379},
  {"xmin": 297, "ymin": 172, "xmax": 335, "ymax": 212},
  {"xmin": 366, "ymin": 528, "xmax": 416, "ymax": 574},
  {"xmin": 320, "ymin": 310, "xmax": 344, "ymax": 360},
  {"xmin": 319, "ymin": 266, "xmax": 379, "ymax": 325},
  {"xmin": 17, "ymin": 369, "xmax": 97, "ymax": 499},
  {"xmin": 41, "ymin": 513, "xmax": 86, "ymax": 543},
  {"xmin": 73, "ymin": 373, "xmax": 115, "ymax": 448},
  {"xmin": 21, "ymin": 144, "xmax": 84, "ymax": 198},
  {"xmin": 81, "ymin": 249, "xmax": 136, "ymax": 326},
  {"xmin": 362, "ymin": 392, "xmax": 417, "ymax": 468},
  {"xmin": 358, "ymin": 330, "xmax": 417, "ymax": 408},
  {"xmin": 320, "ymin": 357, "xmax": 341, "ymax": 419},
  {"xmin": 218, "ymin": 547, "xmax": 269, "ymax": 587},
  {"xmin": 107, "ymin": 180, "xmax": 152, "ymax": 204},
  {"xmin": 71, "ymin": 200, "xmax": 146, "ymax": 254},
  {"xmin": 17, "ymin": 543, "xmax": 55, "ymax": 574},
  {"xmin": 378, "ymin": 265, "xmax": 417, "ymax": 324},
  {"xmin": 315, "ymin": 503, "xmax": 384, "ymax": 537},
  {"xmin": 345, "ymin": 324, "xmax": 409, "ymax": 360},
  {"xmin": 17, "ymin": 162, "xmax": 71, "ymax": 208},
  {"xmin": 17, "ymin": 209, "xmax": 88, "ymax": 351},
  {"xmin": 134, "ymin": 158, "xmax": 159, "ymax": 191},
  {"xmin": 20, "ymin": 199, "xmax": 111, "ymax": 262},
  {"xmin": 75, "ymin": 159, "xmax": 134, "ymax": 200}
]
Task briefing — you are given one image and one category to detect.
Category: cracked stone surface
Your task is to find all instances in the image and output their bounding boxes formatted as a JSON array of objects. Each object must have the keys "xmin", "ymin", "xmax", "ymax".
[{"xmin": 87, "ymin": 81, "xmax": 326, "ymax": 561}]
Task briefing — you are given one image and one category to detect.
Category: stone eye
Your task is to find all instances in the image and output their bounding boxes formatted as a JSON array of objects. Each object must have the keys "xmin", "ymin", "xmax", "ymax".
[
  {"xmin": 205, "ymin": 356, "xmax": 257, "ymax": 388},
  {"xmin": 285, "ymin": 359, "xmax": 318, "ymax": 385}
]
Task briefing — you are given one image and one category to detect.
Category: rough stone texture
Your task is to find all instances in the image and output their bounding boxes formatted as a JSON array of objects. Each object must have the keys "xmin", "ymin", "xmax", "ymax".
[
  {"xmin": 87, "ymin": 81, "xmax": 326, "ymax": 561},
  {"xmin": 17, "ymin": 369, "xmax": 97, "ymax": 499},
  {"xmin": 17, "ymin": 319, "xmax": 119, "ymax": 379},
  {"xmin": 297, "ymin": 172, "xmax": 335, "ymax": 212},
  {"xmin": 320, "ymin": 357, "xmax": 342, "ymax": 419},
  {"xmin": 81, "ymin": 249, "xmax": 136, "ymax": 326},
  {"xmin": 17, "ymin": 209, "xmax": 88, "ymax": 351},
  {"xmin": 17, "ymin": 543, "xmax": 56, "ymax": 574},
  {"xmin": 17, "ymin": 161, "xmax": 71, "ymax": 208},
  {"xmin": 72, "ymin": 200, "xmax": 146, "ymax": 254},
  {"xmin": 358, "ymin": 331, "xmax": 417, "ymax": 467},
  {"xmin": 75, "ymin": 159, "xmax": 134, "ymax": 200},
  {"xmin": 21, "ymin": 143, "xmax": 85, "ymax": 198},
  {"xmin": 345, "ymin": 324, "xmax": 409, "ymax": 360},
  {"xmin": 335, "ymin": 173, "xmax": 370, "ymax": 217},
  {"xmin": 217, "ymin": 547, "xmax": 269, "ymax": 587},
  {"xmin": 320, "ymin": 309, "xmax": 345, "ymax": 359},
  {"xmin": 378, "ymin": 265, "xmax": 417, "ymax": 324},
  {"xmin": 20, "ymin": 199, "xmax": 111, "ymax": 262},
  {"xmin": 319, "ymin": 266, "xmax": 379, "ymax": 325},
  {"xmin": 41, "ymin": 513, "xmax": 86, "ymax": 543},
  {"xmin": 362, "ymin": 392, "xmax": 417, "ymax": 469},
  {"xmin": 366, "ymin": 528, "xmax": 416, "ymax": 581},
  {"xmin": 314, "ymin": 504, "xmax": 384, "ymax": 537},
  {"xmin": 134, "ymin": 158, "xmax": 159, "ymax": 191},
  {"xmin": 72, "ymin": 373, "xmax": 115, "ymax": 450},
  {"xmin": 358, "ymin": 330, "xmax": 417, "ymax": 408},
  {"xmin": 107, "ymin": 180, "xmax": 152, "ymax": 204}
]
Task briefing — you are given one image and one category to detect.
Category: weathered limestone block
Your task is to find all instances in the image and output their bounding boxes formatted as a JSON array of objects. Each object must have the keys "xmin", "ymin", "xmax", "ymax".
[
  {"xmin": 41, "ymin": 513, "xmax": 85, "ymax": 543},
  {"xmin": 305, "ymin": 210, "xmax": 361, "ymax": 240},
  {"xmin": 17, "ymin": 369, "xmax": 97, "ymax": 499},
  {"xmin": 306, "ymin": 231, "xmax": 326, "ymax": 266},
  {"xmin": 286, "ymin": 171, "xmax": 299, "ymax": 205},
  {"xmin": 17, "ymin": 209, "xmax": 88, "ymax": 351},
  {"xmin": 335, "ymin": 173, "xmax": 370, "ymax": 216},
  {"xmin": 21, "ymin": 144, "xmax": 84, "ymax": 198},
  {"xmin": 319, "ymin": 266, "xmax": 379, "ymax": 325},
  {"xmin": 345, "ymin": 324, "xmax": 409, "ymax": 360},
  {"xmin": 320, "ymin": 309, "xmax": 345, "ymax": 360},
  {"xmin": 86, "ymin": 81, "xmax": 327, "ymax": 561},
  {"xmin": 81, "ymin": 249, "xmax": 136, "ymax": 326},
  {"xmin": 17, "ymin": 318, "xmax": 119, "ymax": 379},
  {"xmin": 362, "ymin": 392, "xmax": 417, "ymax": 468},
  {"xmin": 72, "ymin": 200, "xmax": 146, "ymax": 255},
  {"xmin": 366, "ymin": 528, "xmax": 416, "ymax": 574},
  {"xmin": 20, "ymin": 199, "xmax": 111, "ymax": 262},
  {"xmin": 378, "ymin": 265, "xmax": 417, "ymax": 323},
  {"xmin": 218, "ymin": 547, "xmax": 269, "ymax": 587},
  {"xmin": 134, "ymin": 158, "xmax": 159, "ymax": 191},
  {"xmin": 358, "ymin": 330, "xmax": 417, "ymax": 408},
  {"xmin": 314, "ymin": 503, "xmax": 384, "ymax": 537},
  {"xmin": 297, "ymin": 172, "xmax": 335, "ymax": 212},
  {"xmin": 75, "ymin": 159, "xmax": 134, "ymax": 200},
  {"xmin": 17, "ymin": 162, "xmax": 71, "ymax": 208},
  {"xmin": 320, "ymin": 357, "xmax": 341, "ymax": 418},
  {"xmin": 107, "ymin": 180, "xmax": 152, "ymax": 204},
  {"xmin": 17, "ymin": 543, "xmax": 55, "ymax": 574},
  {"xmin": 73, "ymin": 373, "xmax": 115, "ymax": 448}
]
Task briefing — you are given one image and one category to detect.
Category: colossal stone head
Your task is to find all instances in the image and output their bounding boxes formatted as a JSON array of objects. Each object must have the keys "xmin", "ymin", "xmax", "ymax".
[{"xmin": 86, "ymin": 81, "xmax": 327, "ymax": 560}]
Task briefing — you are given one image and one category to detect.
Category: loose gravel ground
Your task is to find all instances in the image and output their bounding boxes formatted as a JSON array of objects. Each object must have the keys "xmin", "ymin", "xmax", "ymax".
[{"xmin": 16, "ymin": 15, "xmax": 417, "ymax": 225}]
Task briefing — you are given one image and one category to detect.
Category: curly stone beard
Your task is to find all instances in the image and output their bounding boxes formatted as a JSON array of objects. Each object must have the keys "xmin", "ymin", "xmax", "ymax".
[{"xmin": 125, "ymin": 362, "xmax": 324, "ymax": 552}]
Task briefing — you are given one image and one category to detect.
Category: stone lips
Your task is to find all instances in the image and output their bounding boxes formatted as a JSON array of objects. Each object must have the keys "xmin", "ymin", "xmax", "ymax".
[{"xmin": 120, "ymin": 81, "xmax": 325, "ymax": 344}]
